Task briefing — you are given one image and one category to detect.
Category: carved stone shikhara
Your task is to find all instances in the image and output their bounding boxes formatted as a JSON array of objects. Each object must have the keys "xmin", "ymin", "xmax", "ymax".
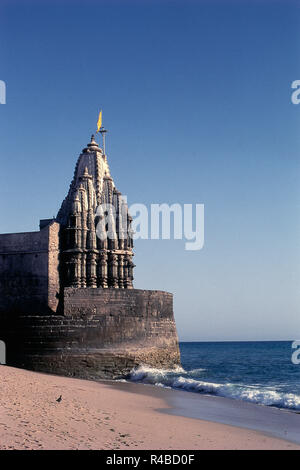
[
  {"xmin": 0, "ymin": 135, "xmax": 180, "ymax": 378},
  {"xmin": 57, "ymin": 136, "xmax": 135, "ymax": 291}
]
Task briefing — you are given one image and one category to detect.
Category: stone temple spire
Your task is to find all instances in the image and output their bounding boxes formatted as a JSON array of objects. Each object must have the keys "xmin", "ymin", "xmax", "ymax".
[{"xmin": 56, "ymin": 135, "xmax": 134, "ymax": 289}]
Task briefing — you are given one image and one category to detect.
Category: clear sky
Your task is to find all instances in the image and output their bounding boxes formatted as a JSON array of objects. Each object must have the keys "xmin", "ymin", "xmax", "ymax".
[{"xmin": 1, "ymin": 0, "xmax": 300, "ymax": 341}]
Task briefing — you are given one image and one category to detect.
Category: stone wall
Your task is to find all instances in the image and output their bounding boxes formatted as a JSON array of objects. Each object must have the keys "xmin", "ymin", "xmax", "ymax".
[
  {"xmin": 0, "ymin": 221, "xmax": 60, "ymax": 315},
  {"xmin": 47, "ymin": 222, "xmax": 60, "ymax": 313},
  {"xmin": 63, "ymin": 288, "xmax": 178, "ymax": 349},
  {"xmin": 0, "ymin": 289, "xmax": 180, "ymax": 379}
]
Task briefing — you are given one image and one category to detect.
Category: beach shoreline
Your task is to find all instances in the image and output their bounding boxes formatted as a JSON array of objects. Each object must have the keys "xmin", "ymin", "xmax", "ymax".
[
  {"xmin": 112, "ymin": 380, "xmax": 300, "ymax": 446},
  {"xmin": 0, "ymin": 366, "xmax": 299, "ymax": 450}
]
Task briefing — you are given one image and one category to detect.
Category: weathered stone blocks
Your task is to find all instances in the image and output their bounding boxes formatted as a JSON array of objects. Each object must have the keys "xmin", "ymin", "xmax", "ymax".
[{"xmin": 0, "ymin": 288, "xmax": 180, "ymax": 379}]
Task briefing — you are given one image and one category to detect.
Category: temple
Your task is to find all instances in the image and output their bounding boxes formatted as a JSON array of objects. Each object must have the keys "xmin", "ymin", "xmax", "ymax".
[
  {"xmin": 0, "ymin": 131, "xmax": 180, "ymax": 379},
  {"xmin": 57, "ymin": 135, "xmax": 134, "ymax": 290}
]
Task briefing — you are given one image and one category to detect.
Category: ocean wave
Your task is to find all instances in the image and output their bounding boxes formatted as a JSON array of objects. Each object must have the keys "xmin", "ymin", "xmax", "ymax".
[{"xmin": 129, "ymin": 365, "xmax": 300, "ymax": 410}]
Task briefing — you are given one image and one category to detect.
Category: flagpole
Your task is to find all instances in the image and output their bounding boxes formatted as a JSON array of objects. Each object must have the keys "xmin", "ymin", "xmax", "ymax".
[{"xmin": 100, "ymin": 127, "xmax": 107, "ymax": 155}]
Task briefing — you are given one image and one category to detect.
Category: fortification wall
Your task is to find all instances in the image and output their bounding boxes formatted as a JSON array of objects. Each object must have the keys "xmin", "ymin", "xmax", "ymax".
[
  {"xmin": 0, "ymin": 289, "xmax": 180, "ymax": 379},
  {"xmin": 0, "ymin": 222, "xmax": 60, "ymax": 315}
]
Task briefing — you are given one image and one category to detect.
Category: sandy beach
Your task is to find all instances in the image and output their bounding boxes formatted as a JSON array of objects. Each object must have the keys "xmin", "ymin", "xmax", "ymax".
[{"xmin": 0, "ymin": 365, "xmax": 299, "ymax": 450}]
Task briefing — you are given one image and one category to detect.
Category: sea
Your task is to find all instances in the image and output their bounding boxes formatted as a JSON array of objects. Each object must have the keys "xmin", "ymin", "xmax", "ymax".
[{"xmin": 129, "ymin": 341, "xmax": 300, "ymax": 411}]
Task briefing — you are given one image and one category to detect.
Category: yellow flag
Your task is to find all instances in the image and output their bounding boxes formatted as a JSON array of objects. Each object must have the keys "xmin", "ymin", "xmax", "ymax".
[{"xmin": 96, "ymin": 110, "xmax": 102, "ymax": 133}]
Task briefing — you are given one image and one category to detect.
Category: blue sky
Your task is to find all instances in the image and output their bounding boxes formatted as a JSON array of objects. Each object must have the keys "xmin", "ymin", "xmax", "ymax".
[{"xmin": 1, "ymin": 0, "xmax": 300, "ymax": 340}]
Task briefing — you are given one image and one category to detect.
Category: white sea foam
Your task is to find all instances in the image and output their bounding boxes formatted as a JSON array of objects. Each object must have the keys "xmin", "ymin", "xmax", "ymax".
[{"xmin": 129, "ymin": 365, "xmax": 300, "ymax": 410}]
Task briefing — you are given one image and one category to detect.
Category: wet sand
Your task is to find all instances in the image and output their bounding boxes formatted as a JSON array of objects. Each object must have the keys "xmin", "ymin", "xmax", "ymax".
[{"xmin": 0, "ymin": 366, "xmax": 299, "ymax": 450}]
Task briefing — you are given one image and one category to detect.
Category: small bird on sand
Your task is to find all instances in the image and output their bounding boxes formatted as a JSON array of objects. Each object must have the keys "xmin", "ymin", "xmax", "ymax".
[{"xmin": 56, "ymin": 395, "xmax": 62, "ymax": 403}]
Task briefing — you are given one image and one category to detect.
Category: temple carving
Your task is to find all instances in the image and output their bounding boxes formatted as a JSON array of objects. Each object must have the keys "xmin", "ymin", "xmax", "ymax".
[{"xmin": 57, "ymin": 135, "xmax": 134, "ymax": 290}]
